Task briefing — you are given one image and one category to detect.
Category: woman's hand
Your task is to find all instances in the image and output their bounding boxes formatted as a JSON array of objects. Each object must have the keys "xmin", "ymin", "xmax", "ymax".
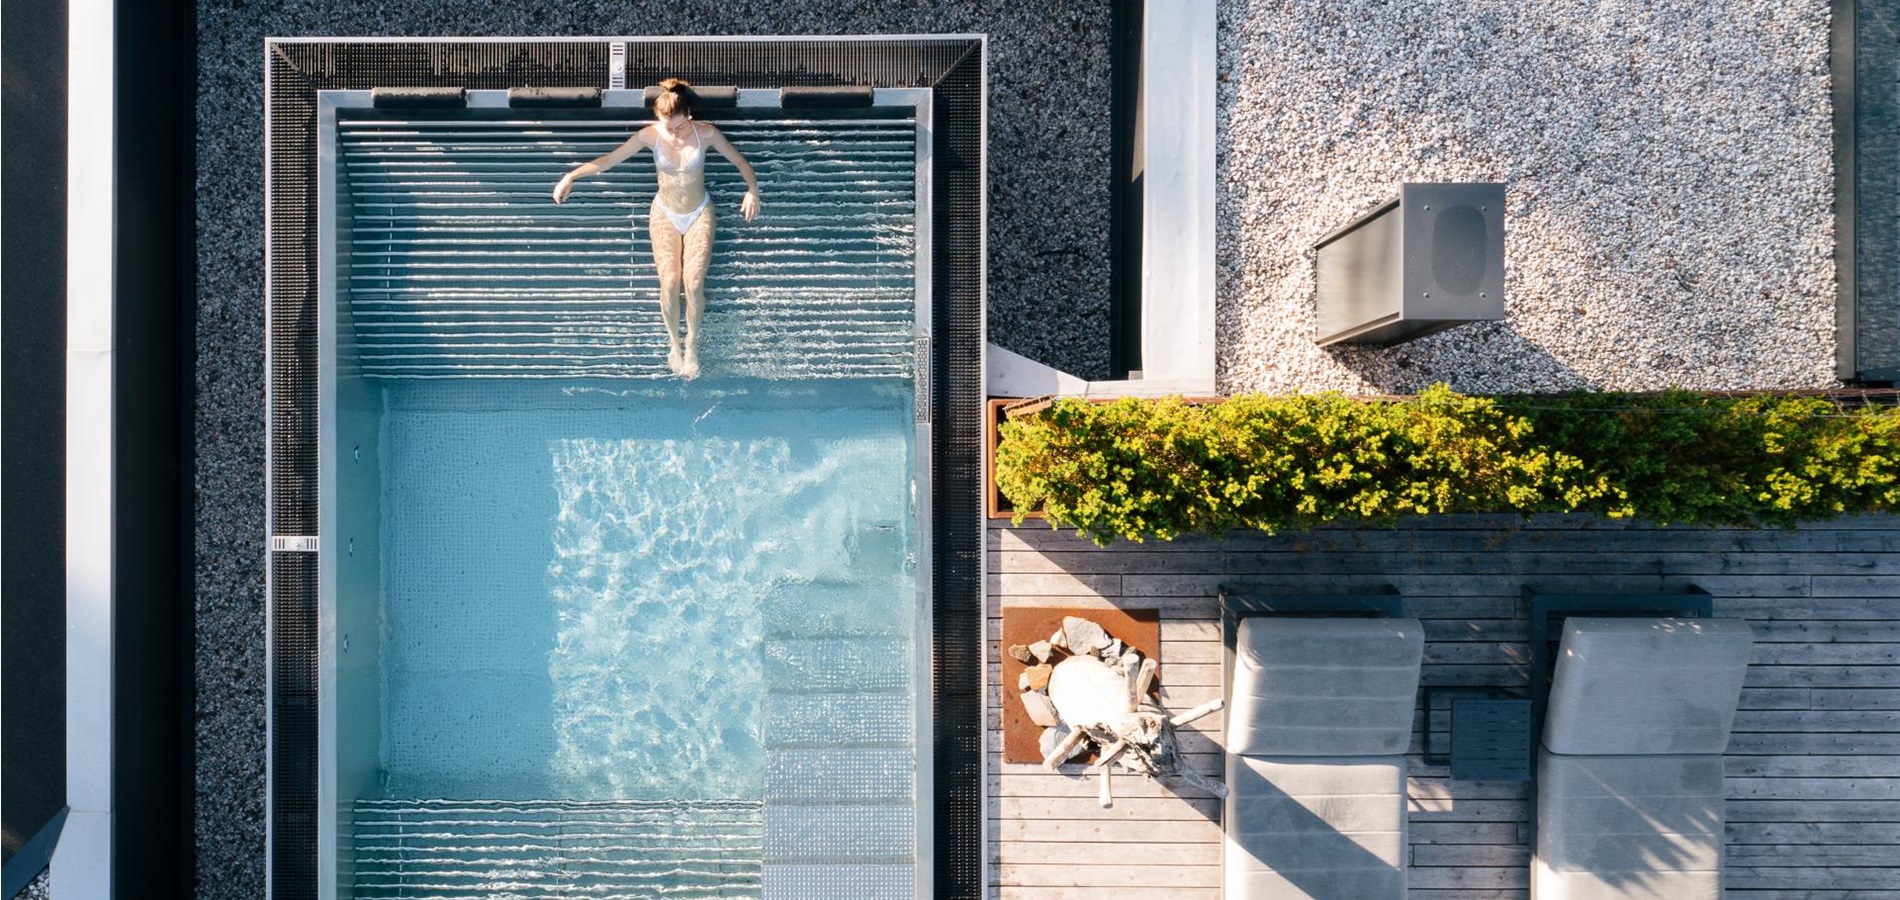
[
  {"xmin": 552, "ymin": 175, "xmax": 575, "ymax": 205},
  {"xmin": 741, "ymin": 189, "xmax": 761, "ymax": 221}
]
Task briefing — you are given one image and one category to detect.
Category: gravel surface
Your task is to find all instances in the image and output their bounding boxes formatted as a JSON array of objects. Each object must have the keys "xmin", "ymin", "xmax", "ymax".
[
  {"xmin": 195, "ymin": 9, "xmax": 1108, "ymax": 899},
  {"xmin": 1216, "ymin": 0, "xmax": 1836, "ymax": 394},
  {"xmin": 13, "ymin": 871, "xmax": 47, "ymax": 900}
]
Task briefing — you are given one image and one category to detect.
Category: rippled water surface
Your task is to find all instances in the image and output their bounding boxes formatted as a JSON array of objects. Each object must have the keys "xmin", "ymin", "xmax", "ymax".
[{"xmin": 377, "ymin": 379, "xmax": 916, "ymax": 800}]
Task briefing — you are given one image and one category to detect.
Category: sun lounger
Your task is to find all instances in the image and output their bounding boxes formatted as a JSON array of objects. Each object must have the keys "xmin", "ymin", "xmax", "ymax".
[
  {"xmin": 1535, "ymin": 617, "xmax": 1754, "ymax": 900},
  {"xmin": 1224, "ymin": 615, "xmax": 1425, "ymax": 900}
]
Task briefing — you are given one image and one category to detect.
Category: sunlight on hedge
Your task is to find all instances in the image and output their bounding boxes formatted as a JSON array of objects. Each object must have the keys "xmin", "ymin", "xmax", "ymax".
[{"xmin": 994, "ymin": 385, "xmax": 1900, "ymax": 544}]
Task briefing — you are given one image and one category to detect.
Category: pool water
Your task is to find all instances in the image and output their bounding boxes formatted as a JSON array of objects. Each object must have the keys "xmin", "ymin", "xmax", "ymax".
[
  {"xmin": 377, "ymin": 379, "xmax": 916, "ymax": 802},
  {"xmin": 331, "ymin": 108, "xmax": 926, "ymax": 899}
]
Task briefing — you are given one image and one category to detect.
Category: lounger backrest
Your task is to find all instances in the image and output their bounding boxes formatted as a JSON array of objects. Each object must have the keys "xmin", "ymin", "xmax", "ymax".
[
  {"xmin": 1542, "ymin": 617, "xmax": 1755, "ymax": 756},
  {"xmin": 1228, "ymin": 617, "xmax": 1425, "ymax": 757}
]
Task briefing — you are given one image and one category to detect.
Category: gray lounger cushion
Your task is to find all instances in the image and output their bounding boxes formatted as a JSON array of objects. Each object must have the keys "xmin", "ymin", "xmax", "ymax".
[
  {"xmin": 1543, "ymin": 617, "xmax": 1755, "ymax": 756},
  {"xmin": 1225, "ymin": 756, "xmax": 1407, "ymax": 900},
  {"xmin": 1535, "ymin": 750, "xmax": 1724, "ymax": 900},
  {"xmin": 1228, "ymin": 617, "xmax": 1425, "ymax": 757}
]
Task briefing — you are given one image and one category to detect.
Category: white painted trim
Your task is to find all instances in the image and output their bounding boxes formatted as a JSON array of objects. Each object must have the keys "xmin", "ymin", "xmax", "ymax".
[
  {"xmin": 50, "ymin": 813, "xmax": 111, "ymax": 900},
  {"xmin": 1138, "ymin": 0, "xmax": 1217, "ymax": 383},
  {"xmin": 61, "ymin": 0, "xmax": 115, "ymax": 896},
  {"xmin": 465, "ymin": 90, "xmax": 509, "ymax": 109},
  {"xmin": 985, "ymin": 343, "xmax": 1215, "ymax": 400},
  {"xmin": 1078, "ymin": 376, "xmax": 1218, "ymax": 398},
  {"xmin": 985, "ymin": 343, "xmax": 1090, "ymax": 398}
]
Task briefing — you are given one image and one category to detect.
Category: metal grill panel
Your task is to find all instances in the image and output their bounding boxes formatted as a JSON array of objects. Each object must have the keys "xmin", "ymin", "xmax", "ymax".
[
  {"xmin": 269, "ymin": 552, "xmax": 319, "ymax": 900},
  {"xmin": 268, "ymin": 45, "xmax": 320, "ymax": 900},
  {"xmin": 928, "ymin": 46, "xmax": 985, "ymax": 900},
  {"xmin": 618, "ymin": 39, "xmax": 971, "ymax": 90}
]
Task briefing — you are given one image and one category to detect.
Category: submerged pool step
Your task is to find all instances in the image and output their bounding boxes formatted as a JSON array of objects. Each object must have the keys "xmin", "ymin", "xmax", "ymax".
[
  {"xmin": 758, "ymin": 754, "xmax": 916, "ymax": 899},
  {"xmin": 763, "ymin": 637, "xmax": 911, "ymax": 694},
  {"xmin": 762, "ymin": 693, "xmax": 913, "ymax": 749},
  {"xmin": 762, "ymin": 577, "xmax": 916, "ymax": 640},
  {"xmin": 351, "ymin": 798, "xmax": 763, "ymax": 900},
  {"xmin": 762, "ymin": 865, "xmax": 915, "ymax": 900},
  {"xmin": 761, "ymin": 805, "xmax": 914, "ymax": 864},
  {"xmin": 764, "ymin": 749, "xmax": 913, "ymax": 805},
  {"xmin": 753, "ymin": 578, "xmax": 919, "ymax": 895}
]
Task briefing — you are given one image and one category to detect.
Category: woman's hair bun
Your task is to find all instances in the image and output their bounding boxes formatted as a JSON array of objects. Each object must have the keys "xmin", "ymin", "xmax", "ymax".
[{"xmin": 653, "ymin": 78, "xmax": 696, "ymax": 117}]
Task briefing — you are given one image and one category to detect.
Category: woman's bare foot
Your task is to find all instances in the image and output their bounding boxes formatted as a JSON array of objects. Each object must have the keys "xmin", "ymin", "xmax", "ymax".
[
  {"xmin": 680, "ymin": 346, "xmax": 701, "ymax": 380},
  {"xmin": 667, "ymin": 345, "xmax": 684, "ymax": 374}
]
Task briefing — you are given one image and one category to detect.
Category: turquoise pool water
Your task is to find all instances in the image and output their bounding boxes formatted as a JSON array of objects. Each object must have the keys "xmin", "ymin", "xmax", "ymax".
[
  {"xmin": 377, "ymin": 379, "xmax": 917, "ymax": 802},
  {"xmin": 330, "ymin": 109, "xmax": 925, "ymax": 899}
]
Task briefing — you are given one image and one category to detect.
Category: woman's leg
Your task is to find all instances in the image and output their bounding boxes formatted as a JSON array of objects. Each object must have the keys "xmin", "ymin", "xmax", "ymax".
[
  {"xmin": 678, "ymin": 205, "xmax": 716, "ymax": 378},
  {"xmin": 647, "ymin": 198, "xmax": 686, "ymax": 372}
]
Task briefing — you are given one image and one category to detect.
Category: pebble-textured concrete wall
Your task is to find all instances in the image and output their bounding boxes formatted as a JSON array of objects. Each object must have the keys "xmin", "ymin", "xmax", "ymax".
[
  {"xmin": 194, "ymin": 6, "xmax": 1108, "ymax": 898},
  {"xmin": 1217, "ymin": 0, "xmax": 1836, "ymax": 393}
]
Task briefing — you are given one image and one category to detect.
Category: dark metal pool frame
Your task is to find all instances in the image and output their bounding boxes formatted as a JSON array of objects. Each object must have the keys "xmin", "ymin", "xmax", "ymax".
[{"xmin": 264, "ymin": 36, "xmax": 987, "ymax": 900}]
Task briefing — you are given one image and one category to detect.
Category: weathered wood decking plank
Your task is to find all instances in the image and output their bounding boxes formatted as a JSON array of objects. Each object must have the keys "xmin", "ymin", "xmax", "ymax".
[
  {"xmin": 1731, "ymin": 822, "xmax": 1900, "ymax": 843},
  {"xmin": 987, "ymin": 516, "xmax": 1900, "ymax": 900},
  {"xmin": 1729, "ymin": 756, "xmax": 1900, "ymax": 777},
  {"xmin": 994, "ymin": 863, "xmax": 1220, "ymax": 887},
  {"xmin": 995, "ymin": 889, "xmax": 1219, "ymax": 900}
]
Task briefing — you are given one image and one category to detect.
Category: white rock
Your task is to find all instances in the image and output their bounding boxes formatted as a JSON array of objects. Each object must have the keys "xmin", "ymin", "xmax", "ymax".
[
  {"xmin": 1020, "ymin": 690, "xmax": 1061, "ymax": 727},
  {"xmin": 1062, "ymin": 616, "xmax": 1111, "ymax": 655}
]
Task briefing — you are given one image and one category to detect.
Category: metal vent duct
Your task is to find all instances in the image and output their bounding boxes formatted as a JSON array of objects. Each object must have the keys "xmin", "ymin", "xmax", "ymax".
[{"xmin": 1314, "ymin": 182, "xmax": 1506, "ymax": 347}]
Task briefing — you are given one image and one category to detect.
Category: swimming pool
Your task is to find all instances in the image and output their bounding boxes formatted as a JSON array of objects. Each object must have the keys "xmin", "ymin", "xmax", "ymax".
[{"xmin": 317, "ymin": 90, "xmax": 932, "ymax": 899}]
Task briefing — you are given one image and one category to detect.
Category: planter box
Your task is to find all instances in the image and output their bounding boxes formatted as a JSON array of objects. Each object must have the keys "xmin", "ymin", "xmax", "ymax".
[{"xmin": 987, "ymin": 398, "xmax": 1042, "ymax": 520}]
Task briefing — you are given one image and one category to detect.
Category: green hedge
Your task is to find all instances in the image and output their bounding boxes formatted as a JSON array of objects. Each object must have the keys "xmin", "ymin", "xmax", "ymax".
[{"xmin": 993, "ymin": 385, "xmax": 1900, "ymax": 543}]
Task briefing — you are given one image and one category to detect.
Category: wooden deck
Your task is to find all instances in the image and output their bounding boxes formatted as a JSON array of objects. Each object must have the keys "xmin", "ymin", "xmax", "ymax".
[{"xmin": 986, "ymin": 515, "xmax": 1900, "ymax": 900}]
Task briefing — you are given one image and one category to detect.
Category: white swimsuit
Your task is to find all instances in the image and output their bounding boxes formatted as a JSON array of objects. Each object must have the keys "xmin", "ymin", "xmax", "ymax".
[{"xmin": 653, "ymin": 125, "xmax": 709, "ymax": 234}]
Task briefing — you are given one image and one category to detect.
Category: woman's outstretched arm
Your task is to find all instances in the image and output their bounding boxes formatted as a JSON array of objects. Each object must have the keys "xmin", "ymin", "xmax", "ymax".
[
  {"xmin": 702, "ymin": 124, "xmax": 761, "ymax": 221},
  {"xmin": 552, "ymin": 129, "xmax": 649, "ymax": 204}
]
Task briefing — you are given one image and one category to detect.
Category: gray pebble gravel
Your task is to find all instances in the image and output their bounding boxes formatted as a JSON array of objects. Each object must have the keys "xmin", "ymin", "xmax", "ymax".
[
  {"xmin": 13, "ymin": 870, "xmax": 47, "ymax": 900},
  {"xmin": 1216, "ymin": 0, "xmax": 1836, "ymax": 394},
  {"xmin": 195, "ymin": 6, "xmax": 1108, "ymax": 899}
]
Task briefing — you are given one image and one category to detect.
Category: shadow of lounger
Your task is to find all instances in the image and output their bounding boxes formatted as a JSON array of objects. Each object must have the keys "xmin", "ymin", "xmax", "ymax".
[{"xmin": 1224, "ymin": 616, "xmax": 1424, "ymax": 900}]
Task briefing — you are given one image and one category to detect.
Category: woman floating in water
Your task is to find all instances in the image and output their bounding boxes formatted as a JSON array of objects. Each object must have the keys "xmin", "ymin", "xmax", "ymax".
[{"xmin": 553, "ymin": 78, "xmax": 761, "ymax": 379}]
